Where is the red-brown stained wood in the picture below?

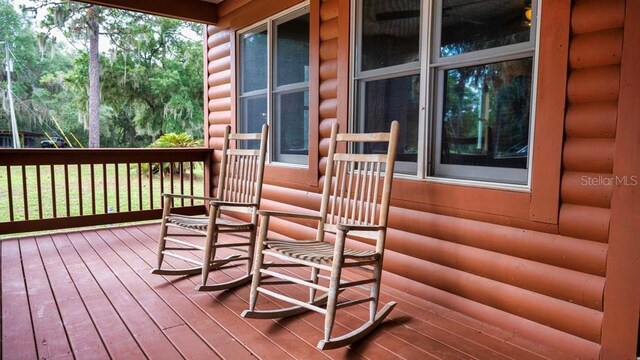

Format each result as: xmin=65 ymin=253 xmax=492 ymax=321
xmin=565 ymin=102 xmax=617 ymax=138
xmin=36 ymin=235 xmax=109 ymax=359
xmin=208 ymin=57 xmax=231 ymax=74
xmin=49 ymin=233 xmax=151 ymax=359
xmin=209 ymin=97 xmax=231 ymax=112
xmin=383 ymin=272 xmax=601 ymax=360
xmin=567 ymin=65 xmax=620 ymax=104
xmin=207 ymin=43 xmax=231 ymax=62
xmin=20 ymin=237 xmax=74 ymax=359
xmin=569 ymin=29 xmax=623 ymax=69
xmin=209 ymin=70 xmax=231 ymax=86
xmin=1 ymin=240 xmax=38 ymax=359
xmin=558 ymin=204 xmax=610 ymax=243
xmin=81 ymin=230 xmax=221 ymax=359
xmin=207 ymin=28 xmax=230 ymax=48
xmin=64 ymin=232 xmax=184 ymax=359
xmin=563 ymin=138 xmax=615 ymax=173
xmin=600 ymin=0 xmax=640 ymax=356
xmin=571 ymin=0 xmax=625 ymax=34
xmin=208 ymin=83 xmax=232 ymax=99
xmin=561 ymin=171 xmax=613 ymax=208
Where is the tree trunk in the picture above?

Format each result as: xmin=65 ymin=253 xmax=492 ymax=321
xmin=88 ymin=6 xmax=101 ymax=148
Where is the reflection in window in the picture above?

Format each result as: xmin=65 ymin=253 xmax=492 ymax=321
xmin=441 ymin=58 xmax=532 ymax=170
xmin=440 ymin=0 xmax=532 ymax=57
xmin=273 ymin=12 xmax=309 ymax=164
xmin=361 ymin=0 xmax=421 ymax=70
xmin=362 ymin=75 xmax=419 ymax=164
xmin=240 ymin=29 xmax=268 ymax=93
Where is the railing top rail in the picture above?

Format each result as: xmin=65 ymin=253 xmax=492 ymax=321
xmin=0 ymin=148 xmax=212 ymax=166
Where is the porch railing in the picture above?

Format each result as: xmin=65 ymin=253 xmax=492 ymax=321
xmin=0 ymin=148 xmax=212 ymax=235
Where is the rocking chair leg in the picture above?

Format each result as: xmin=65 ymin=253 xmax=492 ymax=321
xmin=248 ymin=215 xmax=269 ymax=311
xmin=309 ymin=267 xmax=320 ymax=303
xmin=323 ymin=231 xmax=346 ymax=342
xmin=155 ymin=196 xmax=172 ymax=270
xmin=199 ymin=205 xmax=219 ymax=289
xmin=370 ymin=261 xmax=383 ymax=321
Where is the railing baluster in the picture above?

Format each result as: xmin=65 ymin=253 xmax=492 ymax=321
xmin=159 ymin=162 xmax=164 ymax=208
xmin=170 ymin=161 xmax=175 ymax=202
xmin=90 ymin=164 xmax=96 ymax=215
xmin=7 ymin=166 xmax=14 ymax=222
xmin=180 ymin=162 xmax=184 ymax=207
xmin=127 ymin=163 xmax=131 ymax=212
xmin=149 ymin=162 xmax=154 ymax=210
xmin=115 ymin=163 xmax=120 ymax=213
xmin=189 ymin=161 xmax=194 ymax=206
xmin=103 ymin=163 xmax=108 ymax=214
xmin=78 ymin=164 xmax=83 ymax=216
xmin=22 ymin=165 xmax=28 ymax=220
xmin=51 ymin=164 xmax=57 ymax=218
xmin=64 ymin=164 xmax=70 ymax=217
xmin=36 ymin=165 xmax=43 ymax=220
xmin=137 ymin=163 xmax=142 ymax=211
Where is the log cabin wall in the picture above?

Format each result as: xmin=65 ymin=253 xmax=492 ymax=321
xmin=204 ymin=0 xmax=638 ymax=358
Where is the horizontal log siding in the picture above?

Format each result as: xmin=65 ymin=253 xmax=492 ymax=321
xmin=204 ymin=0 xmax=633 ymax=358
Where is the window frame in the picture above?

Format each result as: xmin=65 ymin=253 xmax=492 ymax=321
xmin=236 ymin=2 xmax=311 ymax=167
xmin=350 ymin=0 xmax=541 ymax=188
xmin=351 ymin=0 xmax=424 ymax=175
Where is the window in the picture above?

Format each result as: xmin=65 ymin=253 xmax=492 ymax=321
xmin=353 ymin=0 xmax=538 ymax=185
xmin=238 ymin=5 xmax=310 ymax=165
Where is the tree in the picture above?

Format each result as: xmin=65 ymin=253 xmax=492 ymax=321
xmin=31 ymin=1 xmax=103 ymax=147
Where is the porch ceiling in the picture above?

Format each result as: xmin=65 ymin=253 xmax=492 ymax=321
xmin=75 ymin=0 xmax=223 ymax=24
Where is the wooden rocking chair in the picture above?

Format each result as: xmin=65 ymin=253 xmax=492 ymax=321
xmin=242 ymin=121 xmax=399 ymax=349
xmin=151 ymin=124 xmax=268 ymax=291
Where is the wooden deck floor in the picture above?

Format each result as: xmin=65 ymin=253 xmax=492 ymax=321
xmin=1 ymin=223 xmax=571 ymax=360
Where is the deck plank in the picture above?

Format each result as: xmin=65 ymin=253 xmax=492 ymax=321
xmin=19 ymin=236 xmax=74 ymax=359
xmin=64 ymin=231 xmax=182 ymax=359
xmin=35 ymin=235 xmax=109 ymax=360
xmin=103 ymin=227 xmax=258 ymax=360
xmin=50 ymin=232 xmax=147 ymax=359
xmin=76 ymin=229 xmax=221 ymax=360
xmin=1 ymin=239 xmax=38 ymax=360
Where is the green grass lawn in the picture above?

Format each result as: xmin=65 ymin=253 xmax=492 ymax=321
xmin=0 ymin=163 xmax=205 ymax=224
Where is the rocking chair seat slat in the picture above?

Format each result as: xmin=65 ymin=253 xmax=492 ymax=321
xmin=265 ymin=239 xmax=378 ymax=264
xmin=167 ymin=214 xmax=254 ymax=232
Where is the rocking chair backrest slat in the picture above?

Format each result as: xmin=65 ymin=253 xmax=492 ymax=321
xmin=320 ymin=121 xmax=399 ymax=238
xmin=216 ymin=124 xmax=268 ymax=208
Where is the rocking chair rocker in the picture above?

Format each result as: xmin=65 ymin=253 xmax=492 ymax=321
xmin=242 ymin=121 xmax=399 ymax=349
xmin=151 ymin=124 xmax=268 ymax=291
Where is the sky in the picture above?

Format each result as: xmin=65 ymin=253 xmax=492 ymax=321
xmin=9 ymin=0 xmax=201 ymax=53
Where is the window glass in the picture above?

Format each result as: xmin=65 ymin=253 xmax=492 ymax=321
xmin=276 ymin=14 xmax=310 ymax=86
xmin=274 ymin=90 xmax=309 ymax=162
xmin=440 ymin=58 xmax=532 ymax=170
xmin=362 ymin=75 xmax=419 ymax=168
xmin=240 ymin=28 xmax=268 ymax=93
xmin=440 ymin=0 xmax=532 ymax=57
xmin=238 ymin=7 xmax=309 ymax=164
xmin=361 ymin=0 xmax=421 ymax=71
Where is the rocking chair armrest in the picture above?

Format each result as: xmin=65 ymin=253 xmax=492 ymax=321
xmin=335 ymin=224 xmax=385 ymax=233
xmin=209 ymin=200 xmax=258 ymax=208
xmin=257 ymin=210 xmax=322 ymax=221
xmin=162 ymin=193 xmax=218 ymax=202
